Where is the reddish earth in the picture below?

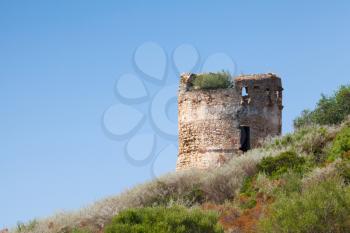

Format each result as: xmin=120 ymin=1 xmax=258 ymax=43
xmin=202 ymin=194 xmax=273 ymax=233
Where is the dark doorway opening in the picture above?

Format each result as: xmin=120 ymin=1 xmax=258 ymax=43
xmin=239 ymin=126 xmax=250 ymax=152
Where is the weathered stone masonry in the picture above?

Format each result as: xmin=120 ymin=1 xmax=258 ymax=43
xmin=176 ymin=73 xmax=283 ymax=171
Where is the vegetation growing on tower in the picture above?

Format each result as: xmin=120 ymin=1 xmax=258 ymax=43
xmin=191 ymin=71 xmax=232 ymax=90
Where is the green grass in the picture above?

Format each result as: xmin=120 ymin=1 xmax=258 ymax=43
xmin=240 ymin=176 xmax=256 ymax=197
xmin=240 ymin=199 xmax=257 ymax=210
xmin=257 ymin=151 xmax=308 ymax=178
xmin=104 ymin=206 xmax=224 ymax=233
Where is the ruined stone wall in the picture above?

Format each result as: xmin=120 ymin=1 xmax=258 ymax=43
xmin=235 ymin=74 xmax=283 ymax=149
xmin=176 ymin=73 xmax=283 ymax=171
xmin=177 ymin=88 xmax=242 ymax=170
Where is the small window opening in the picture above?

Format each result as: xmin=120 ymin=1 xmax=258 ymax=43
xmin=239 ymin=126 xmax=250 ymax=152
xmin=266 ymin=88 xmax=273 ymax=105
xmin=241 ymin=87 xmax=248 ymax=97
xmin=276 ymin=90 xmax=282 ymax=99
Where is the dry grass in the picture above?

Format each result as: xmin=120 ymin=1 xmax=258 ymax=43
xmin=301 ymin=160 xmax=340 ymax=190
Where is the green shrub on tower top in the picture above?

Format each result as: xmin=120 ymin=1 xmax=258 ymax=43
xmin=192 ymin=71 xmax=232 ymax=90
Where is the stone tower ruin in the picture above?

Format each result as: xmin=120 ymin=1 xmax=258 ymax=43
xmin=176 ymin=73 xmax=283 ymax=171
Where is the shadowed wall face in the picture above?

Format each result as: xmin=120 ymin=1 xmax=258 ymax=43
xmin=177 ymin=73 xmax=283 ymax=171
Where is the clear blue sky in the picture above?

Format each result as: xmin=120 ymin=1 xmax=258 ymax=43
xmin=1 ymin=0 xmax=350 ymax=228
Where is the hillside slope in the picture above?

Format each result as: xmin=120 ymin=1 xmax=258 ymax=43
xmin=7 ymin=85 xmax=350 ymax=233
xmin=7 ymin=118 xmax=350 ymax=233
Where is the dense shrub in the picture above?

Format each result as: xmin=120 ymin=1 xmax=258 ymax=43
xmin=294 ymin=85 xmax=350 ymax=128
xmin=254 ymin=173 xmax=276 ymax=197
xmin=336 ymin=158 xmax=350 ymax=184
xmin=240 ymin=176 xmax=256 ymax=197
xmin=264 ymin=125 xmax=338 ymax=163
xmin=144 ymin=180 xmax=207 ymax=206
xmin=238 ymin=175 xmax=258 ymax=209
xmin=328 ymin=126 xmax=350 ymax=161
xmin=104 ymin=206 xmax=224 ymax=233
xmin=240 ymin=171 xmax=303 ymax=210
xmin=192 ymin=71 xmax=232 ymax=90
xmin=259 ymin=180 xmax=350 ymax=233
xmin=257 ymin=151 xmax=307 ymax=178
xmin=277 ymin=171 xmax=302 ymax=195
xmin=301 ymin=162 xmax=339 ymax=189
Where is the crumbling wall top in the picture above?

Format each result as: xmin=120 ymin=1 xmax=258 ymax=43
xmin=179 ymin=73 xmax=195 ymax=92
xmin=180 ymin=72 xmax=282 ymax=93
xmin=234 ymin=73 xmax=280 ymax=81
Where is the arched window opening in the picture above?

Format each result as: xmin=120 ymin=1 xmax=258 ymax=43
xmin=241 ymin=87 xmax=248 ymax=97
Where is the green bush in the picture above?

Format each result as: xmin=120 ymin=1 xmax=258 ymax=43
xmin=257 ymin=151 xmax=307 ymax=178
xmin=239 ymin=176 xmax=258 ymax=209
xmin=265 ymin=125 xmax=334 ymax=164
xmin=293 ymin=109 xmax=314 ymax=129
xmin=328 ymin=126 xmax=350 ymax=161
xmin=240 ymin=176 xmax=256 ymax=197
xmin=104 ymin=206 xmax=224 ymax=233
xmin=145 ymin=181 xmax=207 ymax=206
xmin=337 ymin=158 xmax=350 ymax=184
xmin=240 ymin=199 xmax=257 ymax=210
xmin=277 ymin=171 xmax=302 ymax=195
xmin=184 ymin=185 xmax=206 ymax=204
xmin=192 ymin=71 xmax=232 ymax=90
xmin=259 ymin=180 xmax=350 ymax=233
xmin=294 ymin=85 xmax=350 ymax=128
